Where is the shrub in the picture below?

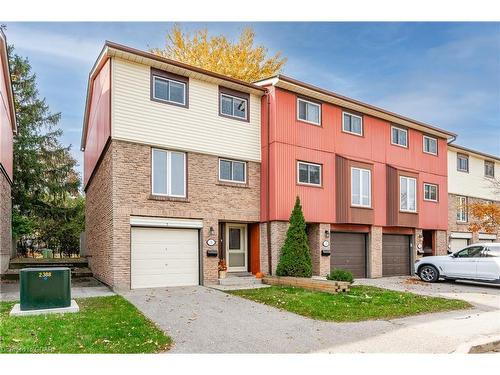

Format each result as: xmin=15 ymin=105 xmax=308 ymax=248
xmin=327 ymin=269 xmax=354 ymax=283
xmin=275 ymin=196 xmax=312 ymax=278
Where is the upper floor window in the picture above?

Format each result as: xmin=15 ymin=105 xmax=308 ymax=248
xmin=423 ymin=183 xmax=438 ymax=202
xmin=219 ymin=158 xmax=246 ymax=184
xmin=391 ymin=126 xmax=408 ymax=148
xmin=351 ymin=167 xmax=371 ymax=207
xmin=423 ymin=135 xmax=438 ymax=155
xmin=219 ymin=87 xmax=249 ymax=121
xmin=485 ymin=160 xmax=495 ymax=178
xmin=152 ymin=149 xmax=186 ymax=197
xmin=297 ymin=161 xmax=321 ymax=186
xmin=400 ymin=176 xmax=417 ymax=212
xmin=342 ymin=112 xmax=363 ymax=136
xmin=457 ymin=154 xmax=469 ymax=172
xmin=297 ymin=98 xmax=321 ymax=125
xmin=457 ymin=196 xmax=468 ymax=222
xmin=152 ymin=75 xmax=187 ymax=106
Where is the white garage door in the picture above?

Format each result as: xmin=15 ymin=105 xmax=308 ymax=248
xmin=449 ymin=238 xmax=469 ymax=253
xmin=131 ymin=227 xmax=199 ymax=289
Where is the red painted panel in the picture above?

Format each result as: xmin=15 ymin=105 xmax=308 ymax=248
xmin=84 ymin=59 xmax=111 ymax=187
xmin=0 ymin=51 xmax=14 ymax=181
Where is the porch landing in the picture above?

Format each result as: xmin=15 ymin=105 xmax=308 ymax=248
xmin=208 ymin=272 xmax=269 ymax=291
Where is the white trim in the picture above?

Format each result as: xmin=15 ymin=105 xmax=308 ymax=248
xmin=218 ymin=158 xmax=247 ymax=184
xmin=297 ymin=97 xmax=321 ymax=126
xmin=342 ymin=111 xmax=363 ymax=136
xmin=130 ymin=216 xmax=203 ymax=229
xmin=450 ymin=232 xmax=473 ymax=239
xmin=220 ymin=93 xmax=248 ymax=120
xmin=225 ymin=223 xmax=248 ymax=272
xmin=399 ymin=176 xmax=417 ymax=212
xmin=151 ymin=148 xmax=187 ymax=198
xmin=457 ymin=154 xmax=469 ymax=172
xmin=479 ymin=233 xmax=497 ymax=240
xmin=423 ymin=135 xmax=438 ymax=155
xmin=391 ymin=125 xmax=408 ymax=148
xmin=350 ymin=167 xmax=371 ymax=208
xmin=457 ymin=196 xmax=468 ymax=222
xmin=152 ymin=76 xmax=186 ymax=106
xmin=423 ymin=183 xmax=438 ymax=202
xmin=297 ymin=161 xmax=322 ymax=186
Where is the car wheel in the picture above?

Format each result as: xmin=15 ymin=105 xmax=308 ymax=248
xmin=418 ymin=265 xmax=439 ymax=283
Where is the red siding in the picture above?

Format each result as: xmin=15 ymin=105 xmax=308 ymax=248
xmin=0 ymin=44 xmax=14 ymax=181
xmin=84 ymin=59 xmax=111 ymax=188
xmin=262 ymin=87 xmax=448 ymax=230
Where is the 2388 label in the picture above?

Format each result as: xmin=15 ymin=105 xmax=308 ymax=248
xmin=38 ymin=272 xmax=52 ymax=278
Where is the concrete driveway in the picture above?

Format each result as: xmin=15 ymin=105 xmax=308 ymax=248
xmin=121 ymin=279 xmax=500 ymax=353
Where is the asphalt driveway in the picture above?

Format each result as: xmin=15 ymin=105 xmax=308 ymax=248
xmin=121 ymin=279 xmax=500 ymax=353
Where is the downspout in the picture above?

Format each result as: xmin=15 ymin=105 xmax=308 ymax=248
xmin=447 ymin=134 xmax=457 ymax=145
xmin=266 ymin=91 xmax=273 ymax=275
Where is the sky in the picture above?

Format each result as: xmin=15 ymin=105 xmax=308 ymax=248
xmin=3 ymin=22 xmax=500 ymax=179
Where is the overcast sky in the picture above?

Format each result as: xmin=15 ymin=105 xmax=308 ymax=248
xmin=3 ymin=22 xmax=499 ymax=179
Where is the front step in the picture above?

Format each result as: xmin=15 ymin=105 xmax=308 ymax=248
xmin=218 ymin=275 xmax=262 ymax=286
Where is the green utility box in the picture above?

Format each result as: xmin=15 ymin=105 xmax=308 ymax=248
xmin=20 ymin=267 xmax=71 ymax=311
xmin=41 ymin=249 xmax=54 ymax=259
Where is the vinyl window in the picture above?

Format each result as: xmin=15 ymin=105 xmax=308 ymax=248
xmin=342 ymin=112 xmax=363 ymax=136
xmin=152 ymin=149 xmax=186 ymax=197
xmin=297 ymin=98 xmax=321 ymax=125
xmin=391 ymin=126 xmax=408 ymax=148
xmin=351 ymin=167 xmax=371 ymax=207
xmin=220 ymin=93 xmax=248 ymax=120
xmin=457 ymin=196 xmax=468 ymax=222
xmin=219 ymin=159 xmax=247 ymax=183
xmin=423 ymin=183 xmax=438 ymax=202
xmin=457 ymin=154 xmax=469 ymax=172
xmin=297 ymin=161 xmax=321 ymax=186
xmin=485 ymin=161 xmax=495 ymax=178
xmin=400 ymin=176 xmax=417 ymax=212
xmin=152 ymin=76 xmax=186 ymax=105
xmin=423 ymin=136 xmax=438 ymax=155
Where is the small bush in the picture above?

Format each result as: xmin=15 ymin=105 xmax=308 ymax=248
xmin=327 ymin=269 xmax=354 ymax=283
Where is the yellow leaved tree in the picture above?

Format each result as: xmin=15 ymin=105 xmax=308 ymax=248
xmin=150 ymin=25 xmax=287 ymax=82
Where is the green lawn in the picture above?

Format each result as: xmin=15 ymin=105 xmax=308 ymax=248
xmin=0 ymin=295 xmax=171 ymax=353
xmin=230 ymin=285 xmax=471 ymax=322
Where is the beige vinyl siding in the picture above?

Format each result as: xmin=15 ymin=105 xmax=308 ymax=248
xmin=111 ymin=58 xmax=261 ymax=162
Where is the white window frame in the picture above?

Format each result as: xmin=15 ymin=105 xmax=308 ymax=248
xmin=342 ymin=111 xmax=363 ymax=136
xmin=391 ymin=126 xmax=408 ymax=148
xmin=151 ymin=148 xmax=186 ymax=198
xmin=399 ymin=176 xmax=417 ymax=213
xmin=423 ymin=183 xmax=438 ymax=202
xmin=297 ymin=161 xmax=322 ymax=186
xmin=457 ymin=196 xmax=468 ymax=223
xmin=218 ymin=158 xmax=247 ymax=184
xmin=297 ymin=98 xmax=321 ymax=126
xmin=351 ymin=167 xmax=372 ymax=208
xmin=457 ymin=154 xmax=469 ymax=172
xmin=220 ymin=93 xmax=248 ymax=120
xmin=152 ymin=76 xmax=186 ymax=105
xmin=423 ymin=135 xmax=438 ymax=155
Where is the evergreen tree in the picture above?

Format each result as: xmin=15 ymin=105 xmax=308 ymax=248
xmin=275 ymin=196 xmax=312 ymax=277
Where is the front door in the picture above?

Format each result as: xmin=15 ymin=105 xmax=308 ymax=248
xmin=225 ymin=224 xmax=247 ymax=272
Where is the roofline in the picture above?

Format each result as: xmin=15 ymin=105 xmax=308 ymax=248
xmin=0 ymin=29 xmax=17 ymax=134
xmin=81 ymin=41 xmax=267 ymax=150
xmin=448 ymin=143 xmax=500 ymax=162
xmin=255 ymin=74 xmax=457 ymax=139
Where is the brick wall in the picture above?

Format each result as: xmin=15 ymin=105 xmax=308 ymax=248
xmin=307 ymin=223 xmax=331 ymax=277
xmin=368 ymin=226 xmax=382 ymax=277
xmin=86 ymin=140 xmax=260 ymax=289
xmin=0 ymin=171 xmax=12 ymax=274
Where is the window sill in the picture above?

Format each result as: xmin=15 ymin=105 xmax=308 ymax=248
xmin=149 ymin=194 xmax=190 ymax=203
xmin=399 ymin=210 xmax=418 ymax=215
xmin=296 ymin=182 xmax=323 ymax=189
xmin=350 ymin=205 xmax=373 ymax=210
xmin=216 ymin=182 xmax=250 ymax=189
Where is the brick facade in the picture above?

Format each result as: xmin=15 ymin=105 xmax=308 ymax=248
xmin=367 ymin=226 xmax=382 ymax=277
xmin=0 ymin=171 xmax=12 ymax=274
xmin=85 ymin=140 xmax=260 ymax=289
xmin=259 ymin=221 xmax=289 ymax=275
xmin=307 ymin=223 xmax=331 ymax=277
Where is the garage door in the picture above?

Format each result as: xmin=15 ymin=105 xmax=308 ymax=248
xmin=449 ymin=238 xmax=469 ymax=252
xmin=382 ymin=234 xmax=411 ymax=276
xmin=131 ymin=227 xmax=199 ymax=289
xmin=331 ymin=232 xmax=367 ymax=278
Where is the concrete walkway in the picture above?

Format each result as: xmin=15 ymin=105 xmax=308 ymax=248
xmin=121 ymin=281 xmax=500 ymax=353
xmin=0 ymin=278 xmax=115 ymax=302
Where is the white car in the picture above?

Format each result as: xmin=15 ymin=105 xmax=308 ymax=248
xmin=414 ymin=243 xmax=500 ymax=283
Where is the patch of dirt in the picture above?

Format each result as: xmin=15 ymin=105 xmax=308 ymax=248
xmin=402 ymin=277 xmax=429 ymax=286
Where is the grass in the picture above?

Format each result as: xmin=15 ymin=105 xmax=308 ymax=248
xmin=229 ymin=285 xmax=471 ymax=322
xmin=0 ymin=295 xmax=172 ymax=353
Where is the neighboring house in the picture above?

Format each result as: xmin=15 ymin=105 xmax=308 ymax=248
xmin=447 ymin=144 xmax=500 ymax=252
xmin=81 ymin=42 xmax=264 ymax=290
xmin=0 ymin=30 xmax=16 ymax=274
xmin=255 ymin=75 xmax=455 ymax=278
